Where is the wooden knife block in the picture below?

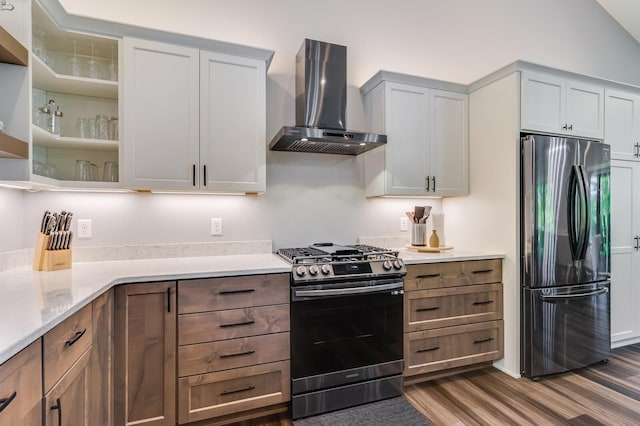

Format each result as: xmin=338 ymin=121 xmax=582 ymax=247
xmin=33 ymin=232 xmax=72 ymax=271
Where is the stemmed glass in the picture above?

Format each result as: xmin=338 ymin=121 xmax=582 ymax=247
xmin=108 ymin=46 xmax=118 ymax=81
xmin=69 ymin=40 xmax=81 ymax=77
xmin=88 ymin=42 xmax=99 ymax=79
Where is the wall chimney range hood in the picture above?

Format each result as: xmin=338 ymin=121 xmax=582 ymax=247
xmin=269 ymin=39 xmax=386 ymax=155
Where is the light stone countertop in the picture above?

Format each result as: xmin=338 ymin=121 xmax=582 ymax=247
xmin=0 ymin=248 xmax=504 ymax=365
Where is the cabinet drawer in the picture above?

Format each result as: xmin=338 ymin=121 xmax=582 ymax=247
xmin=179 ymin=332 xmax=290 ymax=377
xmin=0 ymin=340 xmax=42 ymax=426
xmin=405 ymin=321 xmax=503 ymax=376
xmin=405 ymin=283 xmax=503 ymax=332
xmin=179 ymin=305 xmax=290 ymax=345
xmin=404 ymin=259 xmax=502 ymax=291
xmin=44 ymin=303 xmax=93 ymax=392
xmin=179 ymin=274 xmax=289 ymax=313
xmin=178 ymin=360 xmax=290 ymax=424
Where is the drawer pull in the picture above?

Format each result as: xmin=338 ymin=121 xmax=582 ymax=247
xmin=416 ymin=274 xmax=440 ymax=279
xmin=0 ymin=391 xmax=17 ymax=413
xmin=65 ymin=328 xmax=86 ymax=347
xmin=50 ymin=398 xmax=62 ymax=425
xmin=474 ymin=337 xmax=495 ymax=344
xmin=220 ymin=320 xmax=255 ymax=328
xmin=220 ymin=385 xmax=255 ymax=396
xmin=416 ymin=346 xmax=440 ymax=353
xmin=220 ymin=350 xmax=256 ymax=358
xmin=416 ymin=306 xmax=440 ymax=312
xmin=473 ymin=300 xmax=494 ymax=305
xmin=472 ymin=269 xmax=494 ymax=274
xmin=219 ymin=289 xmax=256 ymax=295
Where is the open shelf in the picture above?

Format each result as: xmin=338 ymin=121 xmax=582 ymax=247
xmin=0 ymin=132 xmax=29 ymax=158
xmin=0 ymin=25 xmax=28 ymax=66
xmin=32 ymin=125 xmax=118 ymax=151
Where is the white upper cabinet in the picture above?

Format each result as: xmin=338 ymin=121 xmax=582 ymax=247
xmin=123 ymin=38 xmax=267 ymax=193
xmin=362 ymin=73 xmax=468 ymax=197
xmin=605 ymin=88 xmax=640 ymax=160
xmin=521 ymin=70 xmax=604 ymax=139
xmin=200 ymin=51 xmax=265 ymax=193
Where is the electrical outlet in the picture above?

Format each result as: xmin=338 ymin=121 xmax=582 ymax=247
xmin=77 ymin=219 xmax=92 ymax=239
xmin=211 ymin=218 xmax=223 ymax=236
xmin=400 ymin=216 xmax=408 ymax=232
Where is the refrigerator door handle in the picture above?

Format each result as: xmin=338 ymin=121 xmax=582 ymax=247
xmin=541 ymin=286 xmax=608 ymax=301
xmin=568 ymin=165 xmax=590 ymax=261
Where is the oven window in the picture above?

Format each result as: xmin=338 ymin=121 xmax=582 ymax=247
xmin=291 ymin=291 xmax=403 ymax=379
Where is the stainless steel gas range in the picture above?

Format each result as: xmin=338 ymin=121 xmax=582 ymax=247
xmin=275 ymin=243 xmax=407 ymax=419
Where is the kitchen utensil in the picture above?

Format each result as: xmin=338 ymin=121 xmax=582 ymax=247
xmin=414 ymin=206 xmax=425 ymax=223
xmin=420 ymin=206 xmax=432 ymax=223
xmin=406 ymin=211 xmax=415 ymax=223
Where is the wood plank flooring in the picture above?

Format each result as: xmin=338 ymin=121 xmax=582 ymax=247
xmin=233 ymin=344 xmax=640 ymax=426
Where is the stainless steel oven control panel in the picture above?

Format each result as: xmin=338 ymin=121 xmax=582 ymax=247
xmin=291 ymin=259 xmax=406 ymax=284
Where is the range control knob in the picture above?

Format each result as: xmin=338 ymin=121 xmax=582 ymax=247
xmin=393 ymin=260 xmax=403 ymax=270
xmin=309 ymin=265 xmax=319 ymax=276
xmin=321 ymin=264 xmax=332 ymax=275
xmin=382 ymin=260 xmax=393 ymax=271
xmin=295 ymin=266 xmax=307 ymax=277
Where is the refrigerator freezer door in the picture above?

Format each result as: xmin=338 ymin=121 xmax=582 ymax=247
xmin=521 ymin=282 xmax=610 ymax=378
xmin=522 ymin=135 xmax=611 ymax=288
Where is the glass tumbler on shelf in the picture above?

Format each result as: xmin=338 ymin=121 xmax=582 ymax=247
xmin=108 ymin=117 xmax=118 ymax=140
xmin=96 ymin=114 xmax=109 ymax=139
xmin=69 ymin=40 xmax=81 ymax=77
xmin=76 ymin=118 xmax=87 ymax=138
xmin=87 ymin=118 xmax=97 ymax=139
xmin=75 ymin=160 xmax=91 ymax=181
xmin=88 ymin=42 xmax=99 ymax=79
xmin=103 ymin=161 xmax=118 ymax=182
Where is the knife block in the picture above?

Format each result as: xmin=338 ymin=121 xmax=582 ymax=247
xmin=33 ymin=232 xmax=72 ymax=271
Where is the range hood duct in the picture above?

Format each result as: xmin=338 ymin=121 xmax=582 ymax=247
xmin=269 ymin=39 xmax=386 ymax=155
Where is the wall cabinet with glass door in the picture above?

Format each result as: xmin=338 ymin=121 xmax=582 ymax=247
xmin=30 ymin=0 xmax=120 ymax=187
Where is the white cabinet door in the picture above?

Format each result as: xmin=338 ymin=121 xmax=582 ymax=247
xmin=383 ymin=82 xmax=429 ymax=195
xmin=123 ymin=37 xmax=200 ymax=190
xmin=566 ymin=80 xmax=604 ymax=139
xmin=521 ymin=71 xmax=565 ymax=136
xmin=605 ymin=88 xmax=640 ymax=161
xmin=429 ymin=89 xmax=468 ymax=196
xmin=521 ymin=71 xmax=604 ymax=139
xmin=610 ymin=160 xmax=640 ymax=345
xmin=200 ymin=52 xmax=265 ymax=193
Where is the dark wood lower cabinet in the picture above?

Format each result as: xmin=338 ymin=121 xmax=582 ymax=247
xmin=89 ymin=290 xmax=114 ymax=426
xmin=114 ymin=282 xmax=176 ymax=426
xmin=44 ymin=348 xmax=91 ymax=426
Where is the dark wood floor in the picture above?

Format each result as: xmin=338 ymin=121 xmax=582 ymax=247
xmin=234 ymin=344 xmax=640 ymax=426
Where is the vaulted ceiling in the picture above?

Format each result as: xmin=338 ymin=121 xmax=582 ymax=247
xmin=596 ymin=0 xmax=640 ymax=45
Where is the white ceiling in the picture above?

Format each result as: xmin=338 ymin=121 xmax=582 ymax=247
xmin=596 ymin=0 xmax=640 ymax=44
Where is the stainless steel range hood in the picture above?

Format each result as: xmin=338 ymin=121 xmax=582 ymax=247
xmin=269 ymin=39 xmax=386 ymax=155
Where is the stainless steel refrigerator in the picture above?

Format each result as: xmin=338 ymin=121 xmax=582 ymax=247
xmin=521 ymin=134 xmax=611 ymax=378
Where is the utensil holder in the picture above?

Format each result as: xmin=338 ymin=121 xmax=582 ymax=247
xmin=33 ymin=232 xmax=72 ymax=271
xmin=410 ymin=223 xmax=427 ymax=246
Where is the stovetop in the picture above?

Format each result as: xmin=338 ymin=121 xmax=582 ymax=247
xmin=276 ymin=243 xmax=406 ymax=284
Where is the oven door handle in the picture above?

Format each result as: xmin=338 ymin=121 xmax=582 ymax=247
xmin=294 ymin=282 xmax=404 ymax=298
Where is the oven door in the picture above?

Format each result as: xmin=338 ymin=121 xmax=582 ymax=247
xmin=290 ymin=279 xmax=404 ymax=394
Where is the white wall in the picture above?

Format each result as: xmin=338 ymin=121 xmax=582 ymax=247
xmin=0 ymin=188 xmax=25 ymax=251
xmin=5 ymin=0 xmax=640 ymax=252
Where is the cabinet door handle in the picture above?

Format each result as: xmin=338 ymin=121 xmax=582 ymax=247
xmin=473 ymin=337 xmax=495 ymax=344
xmin=203 ymin=165 xmax=207 ymax=186
xmin=472 ymin=269 xmax=493 ymax=274
xmin=0 ymin=391 xmax=17 ymax=413
xmin=562 ymin=124 xmax=568 ymax=130
xmin=192 ymin=164 xmax=196 ymax=186
xmin=473 ymin=300 xmax=494 ymax=305
xmin=220 ymin=350 xmax=255 ymax=358
xmin=432 ymin=176 xmax=436 ymax=192
xmin=635 ymin=143 xmax=640 ymax=157
xmin=416 ymin=306 xmax=440 ymax=312
xmin=425 ymin=176 xmax=430 ymax=191
xmin=65 ymin=328 xmax=86 ymax=347
xmin=568 ymin=124 xmax=573 ymax=131
xmin=634 ymin=236 xmax=639 ymax=251
xmin=220 ymin=320 xmax=255 ymax=328
xmin=416 ymin=346 xmax=440 ymax=353
xmin=416 ymin=273 xmax=440 ymax=279
xmin=50 ymin=398 xmax=62 ymax=425
xmin=220 ymin=385 xmax=255 ymax=396
xmin=167 ymin=287 xmax=171 ymax=313
xmin=219 ymin=289 xmax=255 ymax=295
